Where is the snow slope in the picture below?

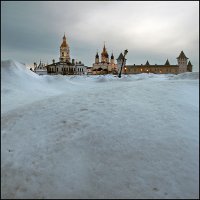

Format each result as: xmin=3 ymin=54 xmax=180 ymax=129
xmin=1 ymin=60 xmax=199 ymax=199
xmin=1 ymin=60 xmax=82 ymax=114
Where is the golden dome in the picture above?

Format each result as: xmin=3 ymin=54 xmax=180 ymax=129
xmin=101 ymin=44 xmax=108 ymax=57
xmin=60 ymin=34 xmax=68 ymax=48
xmin=60 ymin=41 xmax=68 ymax=48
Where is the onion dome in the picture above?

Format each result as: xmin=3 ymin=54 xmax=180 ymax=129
xmin=101 ymin=44 xmax=109 ymax=57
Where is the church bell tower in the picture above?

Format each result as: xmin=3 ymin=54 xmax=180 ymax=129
xmin=60 ymin=34 xmax=70 ymax=62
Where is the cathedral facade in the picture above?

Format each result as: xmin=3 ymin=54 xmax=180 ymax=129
xmin=92 ymin=44 xmax=118 ymax=75
xmin=34 ymin=34 xmax=87 ymax=75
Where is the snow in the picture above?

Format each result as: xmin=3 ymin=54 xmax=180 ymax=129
xmin=1 ymin=60 xmax=199 ymax=199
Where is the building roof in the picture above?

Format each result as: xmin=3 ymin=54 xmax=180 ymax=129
xmin=101 ymin=52 xmax=109 ymax=57
xmin=176 ymin=51 xmax=188 ymax=59
xmin=164 ymin=59 xmax=170 ymax=65
xmin=111 ymin=53 xmax=114 ymax=59
xmin=96 ymin=52 xmax=99 ymax=58
xmin=145 ymin=60 xmax=150 ymax=65
xmin=60 ymin=34 xmax=68 ymax=48
xmin=187 ymin=60 xmax=192 ymax=66
xmin=117 ymin=53 xmax=124 ymax=60
xmin=60 ymin=41 xmax=68 ymax=48
xmin=101 ymin=44 xmax=109 ymax=57
xmin=46 ymin=61 xmax=73 ymax=67
xmin=35 ymin=61 xmax=46 ymax=69
xmin=126 ymin=64 xmax=178 ymax=68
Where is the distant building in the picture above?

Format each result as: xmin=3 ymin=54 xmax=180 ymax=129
xmin=117 ymin=50 xmax=193 ymax=75
xmin=34 ymin=61 xmax=47 ymax=75
xmin=33 ymin=35 xmax=193 ymax=76
xmin=92 ymin=43 xmax=118 ymax=75
xmin=35 ymin=34 xmax=87 ymax=75
xmin=86 ymin=66 xmax=92 ymax=75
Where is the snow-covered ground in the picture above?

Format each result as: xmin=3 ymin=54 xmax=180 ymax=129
xmin=1 ymin=60 xmax=199 ymax=199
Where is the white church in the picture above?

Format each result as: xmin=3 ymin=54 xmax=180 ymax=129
xmin=34 ymin=34 xmax=87 ymax=75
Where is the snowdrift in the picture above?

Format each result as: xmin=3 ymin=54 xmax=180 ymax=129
xmin=1 ymin=60 xmax=76 ymax=114
xmin=1 ymin=60 xmax=38 ymax=78
xmin=2 ymin=60 xmax=42 ymax=92
xmin=1 ymin=60 xmax=199 ymax=114
xmin=169 ymin=72 xmax=199 ymax=80
xmin=66 ymin=72 xmax=199 ymax=83
xmin=1 ymin=60 xmax=199 ymax=199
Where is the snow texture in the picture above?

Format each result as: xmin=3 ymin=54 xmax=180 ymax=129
xmin=1 ymin=60 xmax=199 ymax=199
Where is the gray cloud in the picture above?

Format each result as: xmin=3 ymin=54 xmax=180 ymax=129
xmin=1 ymin=1 xmax=199 ymax=71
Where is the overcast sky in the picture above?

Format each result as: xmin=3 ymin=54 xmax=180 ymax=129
xmin=1 ymin=1 xmax=199 ymax=71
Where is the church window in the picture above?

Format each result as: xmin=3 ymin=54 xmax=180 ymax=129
xmin=62 ymin=52 xmax=64 ymax=56
xmin=57 ymin=68 xmax=58 ymax=72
